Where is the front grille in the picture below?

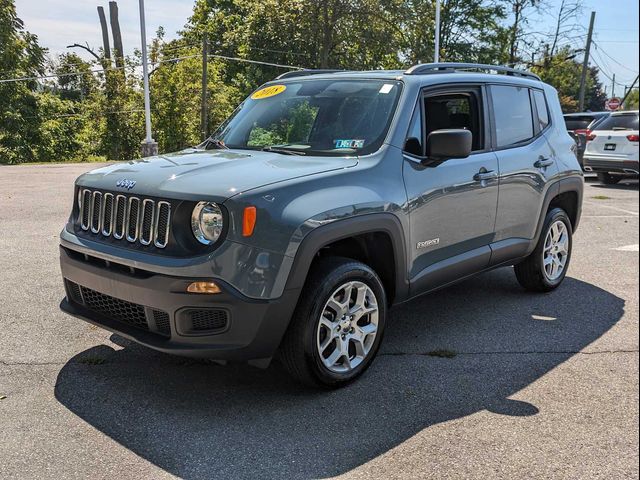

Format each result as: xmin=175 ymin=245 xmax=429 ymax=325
xmin=153 ymin=310 xmax=171 ymax=336
xmin=80 ymin=285 xmax=149 ymax=330
xmin=78 ymin=188 xmax=171 ymax=248
xmin=65 ymin=280 xmax=171 ymax=338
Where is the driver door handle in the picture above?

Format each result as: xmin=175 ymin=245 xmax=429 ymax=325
xmin=534 ymin=156 xmax=554 ymax=168
xmin=473 ymin=168 xmax=498 ymax=182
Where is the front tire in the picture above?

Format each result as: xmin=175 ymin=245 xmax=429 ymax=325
xmin=597 ymin=172 xmax=620 ymax=185
xmin=515 ymin=208 xmax=573 ymax=292
xmin=280 ymin=257 xmax=387 ymax=388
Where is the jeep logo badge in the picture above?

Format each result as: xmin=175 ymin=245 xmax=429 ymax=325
xmin=116 ymin=179 xmax=136 ymax=190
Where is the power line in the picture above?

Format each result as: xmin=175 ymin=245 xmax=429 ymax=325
xmin=590 ymin=52 xmax=636 ymax=86
xmin=592 ymin=41 xmax=639 ymax=75
xmin=23 ymin=108 xmax=146 ymax=120
xmin=0 ymin=53 xmax=303 ymax=84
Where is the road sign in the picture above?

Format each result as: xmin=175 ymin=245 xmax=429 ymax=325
xmin=605 ymin=97 xmax=622 ymax=111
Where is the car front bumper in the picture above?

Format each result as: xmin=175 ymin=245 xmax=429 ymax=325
xmin=59 ymin=245 xmax=299 ymax=364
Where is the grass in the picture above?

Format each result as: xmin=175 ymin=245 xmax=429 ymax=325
xmin=426 ymin=349 xmax=457 ymax=358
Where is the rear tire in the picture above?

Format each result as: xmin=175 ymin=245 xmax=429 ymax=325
xmin=597 ymin=172 xmax=620 ymax=185
xmin=280 ymin=257 xmax=387 ymax=388
xmin=515 ymin=208 xmax=573 ymax=292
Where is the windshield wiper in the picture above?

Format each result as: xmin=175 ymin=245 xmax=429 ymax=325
xmin=201 ymin=138 xmax=229 ymax=150
xmin=262 ymin=146 xmax=306 ymax=156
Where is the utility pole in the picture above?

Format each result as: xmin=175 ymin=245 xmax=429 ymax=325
xmin=611 ymin=73 xmax=616 ymax=98
xmin=578 ymin=11 xmax=596 ymax=111
xmin=621 ymin=75 xmax=639 ymax=108
xmin=138 ymin=0 xmax=157 ymax=157
xmin=434 ymin=0 xmax=441 ymax=63
xmin=201 ymin=32 xmax=209 ymax=142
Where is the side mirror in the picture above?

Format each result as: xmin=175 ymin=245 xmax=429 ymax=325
xmin=404 ymin=137 xmax=422 ymax=156
xmin=426 ymin=129 xmax=472 ymax=160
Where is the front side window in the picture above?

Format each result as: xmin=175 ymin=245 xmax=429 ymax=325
xmin=423 ymin=92 xmax=483 ymax=151
xmin=208 ymin=79 xmax=402 ymax=156
xmin=491 ymin=85 xmax=534 ymax=147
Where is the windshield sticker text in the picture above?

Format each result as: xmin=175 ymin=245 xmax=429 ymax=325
xmin=251 ymin=85 xmax=287 ymax=100
xmin=335 ymin=139 xmax=365 ymax=149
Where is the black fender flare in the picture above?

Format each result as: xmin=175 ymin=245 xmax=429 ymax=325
xmin=530 ymin=175 xmax=583 ymax=254
xmin=283 ymin=212 xmax=410 ymax=304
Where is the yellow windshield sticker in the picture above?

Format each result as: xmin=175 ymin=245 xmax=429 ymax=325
xmin=251 ymin=85 xmax=287 ymax=100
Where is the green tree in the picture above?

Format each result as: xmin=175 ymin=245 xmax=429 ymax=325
xmin=33 ymin=92 xmax=84 ymax=162
xmin=101 ymin=65 xmax=144 ymax=160
xmin=149 ymin=34 xmax=243 ymax=153
xmin=624 ymin=89 xmax=639 ymax=110
xmin=0 ymin=0 xmax=46 ymax=164
xmin=52 ymin=53 xmax=97 ymax=101
xmin=532 ymin=47 xmax=606 ymax=112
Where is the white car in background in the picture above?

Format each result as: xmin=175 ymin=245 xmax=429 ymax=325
xmin=584 ymin=110 xmax=639 ymax=184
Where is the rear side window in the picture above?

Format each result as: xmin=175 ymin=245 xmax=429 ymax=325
xmin=595 ymin=113 xmax=639 ymax=131
xmin=531 ymin=89 xmax=550 ymax=131
xmin=491 ymin=85 xmax=534 ymax=147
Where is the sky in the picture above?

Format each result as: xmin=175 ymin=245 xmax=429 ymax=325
xmin=13 ymin=0 xmax=640 ymax=98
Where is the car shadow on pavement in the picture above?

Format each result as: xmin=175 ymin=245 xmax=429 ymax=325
xmin=591 ymin=181 xmax=639 ymax=191
xmin=54 ymin=269 xmax=624 ymax=479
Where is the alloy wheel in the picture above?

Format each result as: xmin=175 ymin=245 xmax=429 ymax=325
xmin=316 ymin=281 xmax=379 ymax=373
xmin=542 ymin=220 xmax=570 ymax=281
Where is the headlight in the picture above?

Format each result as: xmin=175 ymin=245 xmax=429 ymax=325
xmin=191 ymin=202 xmax=224 ymax=245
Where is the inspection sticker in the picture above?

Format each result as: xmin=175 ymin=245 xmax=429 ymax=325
xmin=379 ymin=84 xmax=394 ymax=94
xmin=335 ymin=139 xmax=365 ymax=149
xmin=251 ymin=84 xmax=287 ymax=100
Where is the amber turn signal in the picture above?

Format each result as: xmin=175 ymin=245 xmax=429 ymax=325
xmin=186 ymin=281 xmax=221 ymax=294
xmin=242 ymin=206 xmax=257 ymax=237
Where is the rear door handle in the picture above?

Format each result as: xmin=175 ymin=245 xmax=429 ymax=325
xmin=473 ymin=169 xmax=498 ymax=182
xmin=534 ymin=157 xmax=554 ymax=168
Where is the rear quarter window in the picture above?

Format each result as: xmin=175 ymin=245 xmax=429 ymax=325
xmin=531 ymin=89 xmax=550 ymax=131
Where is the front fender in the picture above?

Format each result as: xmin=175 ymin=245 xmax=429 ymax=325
xmin=281 ymin=212 xmax=410 ymax=304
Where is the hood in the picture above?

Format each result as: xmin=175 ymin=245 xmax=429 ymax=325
xmin=76 ymin=148 xmax=358 ymax=201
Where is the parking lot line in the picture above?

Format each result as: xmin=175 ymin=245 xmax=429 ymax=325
xmin=583 ymin=201 xmax=639 ymax=216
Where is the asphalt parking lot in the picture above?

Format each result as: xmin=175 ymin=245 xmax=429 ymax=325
xmin=0 ymin=163 xmax=638 ymax=479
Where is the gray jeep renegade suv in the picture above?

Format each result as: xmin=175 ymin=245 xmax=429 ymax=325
xmin=59 ymin=63 xmax=583 ymax=387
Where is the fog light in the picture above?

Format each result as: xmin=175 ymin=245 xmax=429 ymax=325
xmin=187 ymin=281 xmax=221 ymax=294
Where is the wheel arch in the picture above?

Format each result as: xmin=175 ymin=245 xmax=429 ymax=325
xmin=284 ymin=213 xmax=409 ymax=306
xmin=532 ymin=176 xmax=583 ymax=248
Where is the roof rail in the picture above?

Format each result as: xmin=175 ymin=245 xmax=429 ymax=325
xmin=276 ymin=69 xmax=345 ymax=80
xmin=405 ymin=63 xmax=540 ymax=81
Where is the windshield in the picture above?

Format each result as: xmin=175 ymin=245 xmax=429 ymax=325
xmin=207 ymin=79 xmax=402 ymax=156
xmin=594 ymin=113 xmax=639 ymax=131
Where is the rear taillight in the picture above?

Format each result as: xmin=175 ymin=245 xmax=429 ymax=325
xmin=626 ymin=134 xmax=639 ymax=142
xmin=575 ymin=128 xmax=596 ymax=141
